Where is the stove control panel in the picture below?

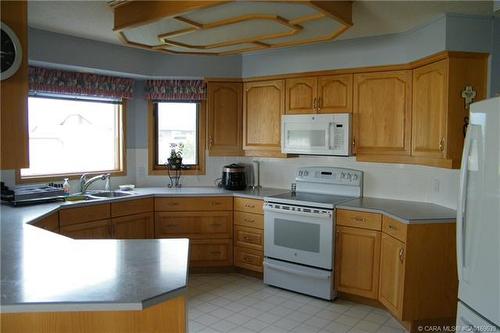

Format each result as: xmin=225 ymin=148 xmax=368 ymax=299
xmin=296 ymin=167 xmax=363 ymax=187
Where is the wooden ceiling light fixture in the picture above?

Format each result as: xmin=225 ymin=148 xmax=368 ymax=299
xmin=108 ymin=1 xmax=352 ymax=55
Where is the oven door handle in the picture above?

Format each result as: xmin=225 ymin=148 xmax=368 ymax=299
xmin=263 ymin=261 xmax=331 ymax=280
xmin=264 ymin=205 xmax=332 ymax=219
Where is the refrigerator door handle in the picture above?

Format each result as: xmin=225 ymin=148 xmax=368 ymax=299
xmin=457 ymin=125 xmax=474 ymax=281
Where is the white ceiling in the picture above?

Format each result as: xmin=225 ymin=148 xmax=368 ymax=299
xmin=27 ymin=1 xmax=494 ymax=50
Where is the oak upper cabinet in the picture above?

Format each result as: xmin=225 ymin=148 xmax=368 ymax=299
xmin=207 ymin=81 xmax=243 ymax=156
xmin=285 ymin=77 xmax=317 ymax=114
xmin=317 ymin=74 xmax=353 ymax=114
xmin=412 ymin=60 xmax=448 ymax=160
xmin=243 ymin=79 xmax=285 ymax=156
xmin=411 ymin=54 xmax=488 ymax=168
xmin=378 ymin=233 xmax=406 ymax=317
xmin=0 ymin=1 xmax=29 ymax=169
xmin=285 ymin=74 xmax=353 ymax=114
xmin=353 ymin=70 xmax=412 ymax=157
xmin=335 ymin=226 xmax=381 ymax=299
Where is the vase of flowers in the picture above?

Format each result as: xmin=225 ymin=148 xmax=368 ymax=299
xmin=167 ymin=143 xmax=184 ymax=169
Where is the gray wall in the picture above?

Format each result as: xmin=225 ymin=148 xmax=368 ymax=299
xmin=490 ymin=17 xmax=500 ymax=96
xmin=29 ymin=28 xmax=242 ymax=79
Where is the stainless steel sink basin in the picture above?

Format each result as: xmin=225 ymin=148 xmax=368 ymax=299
xmin=89 ymin=191 xmax=132 ymax=198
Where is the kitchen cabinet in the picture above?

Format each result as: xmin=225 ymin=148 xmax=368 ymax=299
xmin=0 ymin=0 xmax=29 ymax=169
xmin=59 ymin=203 xmax=111 ymax=227
xmin=155 ymin=196 xmax=234 ymax=267
xmin=285 ymin=74 xmax=353 ymax=114
xmin=111 ymin=198 xmax=153 ymax=217
xmin=32 ymin=212 xmax=59 ymax=233
xmin=243 ymin=79 xmax=286 ymax=157
xmin=335 ymin=226 xmax=381 ymax=299
xmin=353 ymin=70 xmax=412 ymax=157
xmin=233 ymin=197 xmax=264 ymax=273
xmin=335 ymin=209 xmax=382 ymax=299
xmin=112 ymin=212 xmax=154 ymax=239
xmin=411 ymin=54 xmax=488 ymax=168
xmin=379 ymin=232 xmax=406 ymax=316
xmin=60 ymin=219 xmax=111 ymax=239
xmin=207 ymin=81 xmax=243 ymax=156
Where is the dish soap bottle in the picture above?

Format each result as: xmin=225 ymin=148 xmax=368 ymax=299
xmin=63 ymin=178 xmax=71 ymax=195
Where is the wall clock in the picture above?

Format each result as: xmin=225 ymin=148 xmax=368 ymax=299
xmin=1 ymin=21 xmax=23 ymax=81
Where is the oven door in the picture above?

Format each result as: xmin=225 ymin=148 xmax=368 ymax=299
xmin=264 ymin=202 xmax=334 ymax=270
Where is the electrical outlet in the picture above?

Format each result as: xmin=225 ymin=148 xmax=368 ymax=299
xmin=433 ymin=178 xmax=440 ymax=193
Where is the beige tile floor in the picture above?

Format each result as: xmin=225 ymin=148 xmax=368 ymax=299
xmin=187 ymin=273 xmax=408 ymax=333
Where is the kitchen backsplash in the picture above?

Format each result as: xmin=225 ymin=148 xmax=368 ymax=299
xmin=0 ymin=148 xmax=459 ymax=210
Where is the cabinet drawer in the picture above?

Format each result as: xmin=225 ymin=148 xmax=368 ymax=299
xmin=337 ymin=209 xmax=382 ymax=231
xmin=155 ymin=197 xmax=233 ymax=211
xmin=33 ymin=213 xmax=59 ymax=232
xmin=234 ymin=197 xmax=263 ymax=215
xmin=234 ymin=225 xmax=263 ymax=251
xmin=111 ymin=198 xmax=153 ymax=217
xmin=60 ymin=219 xmax=111 ymax=239
xmin=155 ymin=211 xmax=233 ymax=239
xmin=234 ymin=211 xmax=264 ymax=229
xmin=235 ymin=247 xmax=263 ymax=272
xmin=190 ymin=239 xmax=233 ymax=267
xmin=59 ymin=203 xmax=110 ymax=226
xmin=382 ymin=215 xmax=407 ymax=242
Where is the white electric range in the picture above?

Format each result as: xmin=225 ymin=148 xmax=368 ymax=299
xmin=263 ymin=167 xmax=363 ymax=300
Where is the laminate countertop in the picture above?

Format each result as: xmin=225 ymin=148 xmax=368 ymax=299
xmin=0 ymin=187 xmax=287 ymax=314
xmin=336 ymin=197 xmax=457 ymax=224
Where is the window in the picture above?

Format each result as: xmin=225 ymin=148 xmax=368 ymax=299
xmin=19 ymin=95 xmax=125 ymax=180
xmin=149 ymin=101 xmax=206 ymax=175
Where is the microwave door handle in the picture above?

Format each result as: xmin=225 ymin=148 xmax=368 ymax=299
xmin=328 ymin=122 xmax=334 ymax=150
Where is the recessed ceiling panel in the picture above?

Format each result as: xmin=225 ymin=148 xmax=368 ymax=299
xmin=110 ymin=1 xmax=353 ymax=55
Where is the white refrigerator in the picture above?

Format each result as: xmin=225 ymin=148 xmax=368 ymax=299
xmin=456 ymin=97 xmax=500 ymax=332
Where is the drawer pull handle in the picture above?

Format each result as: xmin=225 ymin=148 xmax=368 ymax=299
xmin=388 ymin=225 xmax=397 ymax=230
xmin=353 ymin=217 xmax=366 ymax=222
xmin=211 ymin=202 xmax=222 ymax=205
xmin=243 ymin=256 xmax=253 ymax=262
xmin=210 ymin=251 xmax=221 ymax=255
xmin=243 ymin=236 xmax=253 ymax=241
xmin=243 ymin=218 xmax=255 ymax=223
xmin=399 ymin=248 xmax=405 ymax=263
xmin=168 ymin=202 xmax=180 ymax=206
xmin=245 ymin=204 xmax=255 ymax=208
xmin=165 ymin=224 xmax=177 ymax=227
xmin=210 ymin=223 xmax=222 ymax=227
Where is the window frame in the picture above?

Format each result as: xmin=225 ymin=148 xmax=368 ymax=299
xmin=16 ymin=96 xmax=127 ymax=184
xmin=148 ymin=100 xmax=206 ymax=176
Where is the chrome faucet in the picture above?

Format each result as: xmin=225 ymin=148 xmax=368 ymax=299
xmin=80 ymin=173 xmax=111 ymax=193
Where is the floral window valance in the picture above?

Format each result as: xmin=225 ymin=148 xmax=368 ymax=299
xmin=29 ymin=66 xmax=134 ymax=99
xmin=145 ymin=79 xmax=206 ymax=101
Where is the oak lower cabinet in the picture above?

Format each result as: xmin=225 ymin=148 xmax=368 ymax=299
xmin=335 ymin=209 xmax=382 ymax=299
xmin=243 ymin=79 xmax=286 ymax=157
xmin=285 ymin=74 xmax=353 ymax=114
xmin=335 ymin=226 xmax=381 ymax=299
xmin=32 ymin=212 xmax=59 ymax=233
xmin=379 ymin=233 xmax=406 ymax=316
xmin=112 ymin=212 xmax=154 ymax=239
xmin=207 ymin=81 xmax=243 ymax=156
xmin=60 ymin=219 xmax=111 ymax=239
xmin=154 ymin=197 xmax=234 ymax=268
xmin=233 ymin=198 xmax=264 ymax=273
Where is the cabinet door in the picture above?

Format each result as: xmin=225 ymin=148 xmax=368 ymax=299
xmin=112 ymin=212 xmax=154 ymax=239
xmin=155 ymin=211 xmax=233 ymax=239
xmin=353 ymin=71 xmax=412 ymax=156
xmin=412 ymin=60 xmax=448 ymax=159
xmin=234 ymin=247 xmax=263 ymax=272
xmin=33 ymin=212 xmax=59 ymax=233
xmin=207 ymin=81 xmax=243 ymax=156
xmin=379 ymin=233 xmax=406 ymax=319
xmin=190 ymin=239 xmax=233 ymax=267
xmin=335 ymin=226 xmax=381 ymax=299
xmin=234 ymin=225 xmax=263 ymax=251
xmin=243 ymin=80 xmax=284 ymax=153
xmin=285 ymin=77 xmax=317 ymax=114
xmin=317 ymin=74 xmax=353 ymax=113
xmin=59 ymin=219 xmax=111 ymax=239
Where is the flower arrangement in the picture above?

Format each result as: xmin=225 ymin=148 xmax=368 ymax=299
xmin=167 ymin=142 xmax=184 ymax=169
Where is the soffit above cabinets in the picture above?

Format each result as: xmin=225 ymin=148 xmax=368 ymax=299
xmin=108 ymin=1 xmax=353 ymax=56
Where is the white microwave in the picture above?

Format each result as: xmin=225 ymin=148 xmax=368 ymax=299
xmin=281 ymin=113 xmax=351 ymax=156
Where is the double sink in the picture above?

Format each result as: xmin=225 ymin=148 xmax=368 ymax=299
xmin=65 ymin=191 xmax=133 ymax=202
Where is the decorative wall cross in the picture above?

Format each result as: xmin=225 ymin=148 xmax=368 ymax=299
xmin=461 ymin=85 xmax=477 ymax=109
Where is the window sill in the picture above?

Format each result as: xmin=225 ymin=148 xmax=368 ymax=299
xmin=16 ymin=170 xmax=127 ymax=184
xmin=149 ymin=166 xmax=205 ymax=176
